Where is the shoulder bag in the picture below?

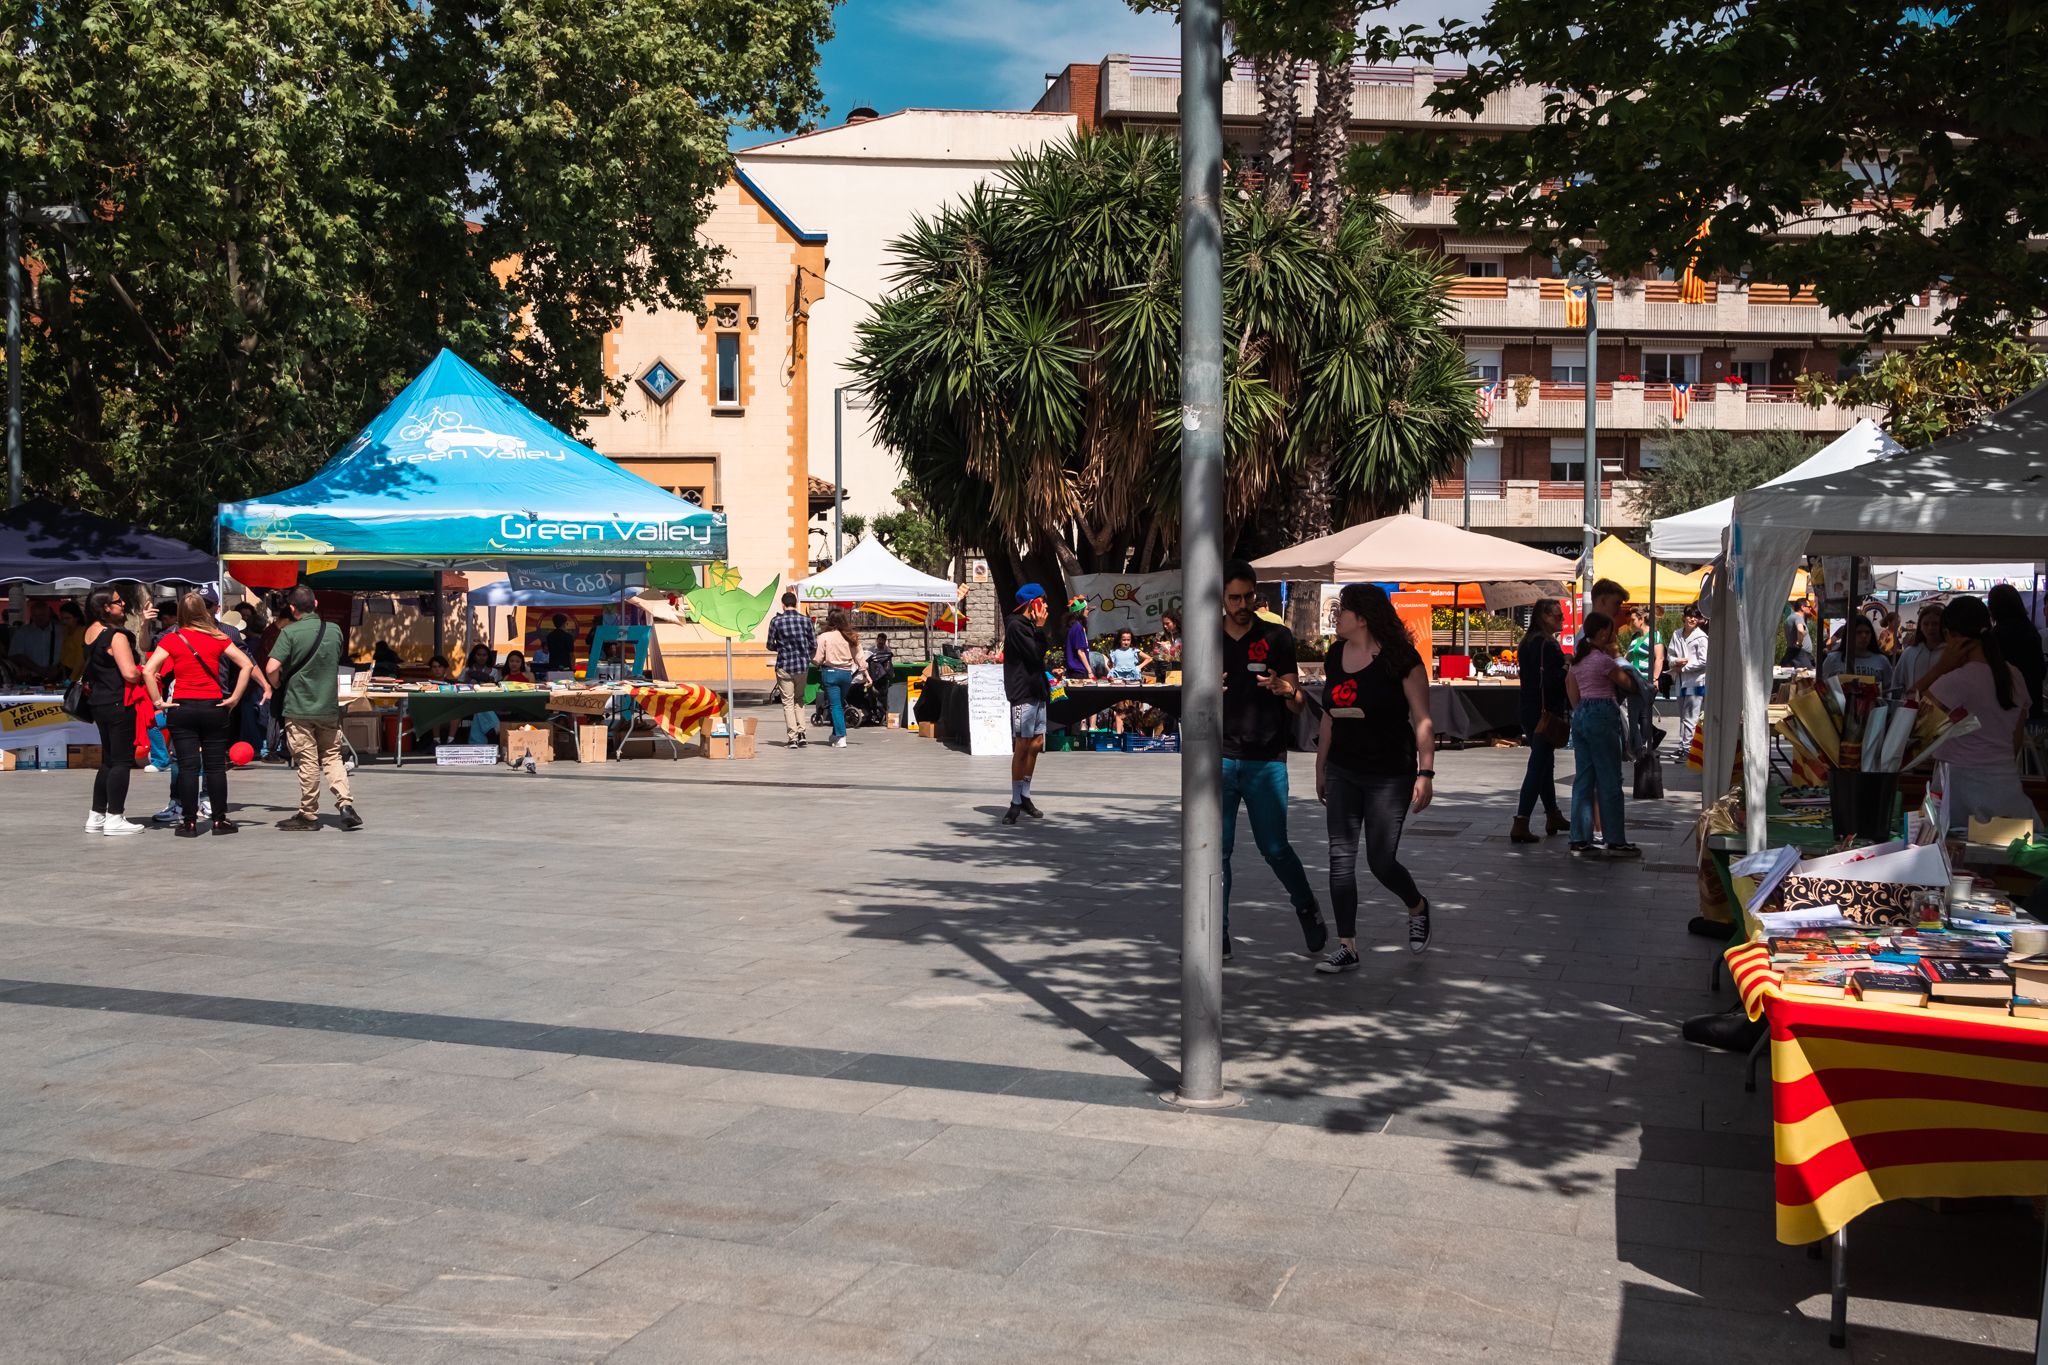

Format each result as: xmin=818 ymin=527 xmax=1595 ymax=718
xmin=269 ymin=619 xmax=330 ymax=724
xmin=1532 ymin=640 xmax=1571 ymax=747
xmin=60 ymin=630 xmax=116 ymax=721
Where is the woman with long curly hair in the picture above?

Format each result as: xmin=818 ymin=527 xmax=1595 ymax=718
xmin=1314 ymin=583 xmax=1437 ymax=971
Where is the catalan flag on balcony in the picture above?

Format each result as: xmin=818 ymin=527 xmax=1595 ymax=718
xmin=1671 ymin=382 xmax=1693 ymax=420
xmin=1564 ymin=284 xmax=1588 ymax=328
xmin=1679 ymin=221 xmax=1710 ymax=304
xmin=1476 ymin=382 xmax=1497 ymax=421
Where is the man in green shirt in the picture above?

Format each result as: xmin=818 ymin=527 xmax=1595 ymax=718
xmin=265 ymin=586 xmax=362 ymax=831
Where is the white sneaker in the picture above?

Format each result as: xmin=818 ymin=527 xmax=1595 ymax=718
xmin=102 ymin=816 xmax=144 ymax=837
xmin=831 ymin=736 xmax=847 ymax=748
xmin=85 ymin=811 xmax=106 ymax=833
xmin=199 ymin=795 xmax=213 ymax=819
xmin=153 ymin=803 xmax=183 ymax=825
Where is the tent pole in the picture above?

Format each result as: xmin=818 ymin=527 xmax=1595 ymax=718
xmin=1649 ymin=558 xmax=1658 ymax=713
xmin=723 ymin=636 xmax=736 ymax=761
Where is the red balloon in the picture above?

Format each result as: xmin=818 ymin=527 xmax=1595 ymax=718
xmin=228 ymin=741 xmax=256 ymax=767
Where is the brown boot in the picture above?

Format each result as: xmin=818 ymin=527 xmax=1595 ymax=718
xmin=1510 ymin=816 xmax=1540 ymax=844
xmin=1546 ymin=811 xmax=1571 ymax=835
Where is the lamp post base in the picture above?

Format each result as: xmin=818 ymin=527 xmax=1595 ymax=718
xmin=1163 ymin=1088 xmax=1243 ymax=1111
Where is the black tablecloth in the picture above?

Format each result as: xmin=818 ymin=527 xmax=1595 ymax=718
xmin=916 ymin=677 xmax=1182 ymax=741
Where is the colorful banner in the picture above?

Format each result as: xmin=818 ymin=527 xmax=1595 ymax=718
xmin=1067 ymin=572 xmax=1183 ymax=637
xmin=627 ymin=685 xmax=723 ymax=741
xmin=0 ymin=696 xmax=97 ymax=752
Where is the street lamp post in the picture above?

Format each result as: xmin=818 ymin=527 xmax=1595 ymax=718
xmin=1174 ymin=0 xmax=1230 ymax=1108
xmin=1571 ymin=260 xmax=1602 ymax=624
xmin=832 ymin=386 xmax=845 ymax=560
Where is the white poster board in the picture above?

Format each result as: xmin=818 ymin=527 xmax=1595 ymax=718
xmin=1067 ymin=572 xmax=1183 ymax=637
xmin=966 ymin=663 xmax=1011 ymax=757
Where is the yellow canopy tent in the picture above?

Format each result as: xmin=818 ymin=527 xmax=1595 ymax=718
xmin=1569 ymin=535 xmax=1706 ymax=605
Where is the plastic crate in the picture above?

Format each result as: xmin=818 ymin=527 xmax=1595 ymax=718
xmin=1086 ymin=730 xmax=1124 ymax=752
xmin=1123 ymin=733 xmax=1181 ymax=753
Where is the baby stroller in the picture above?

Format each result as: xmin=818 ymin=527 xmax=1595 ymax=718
xmin=810 ymin=671 xmax=890 ymax=730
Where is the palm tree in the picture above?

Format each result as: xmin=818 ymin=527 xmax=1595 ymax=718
xmin=852 ymin=132 xmax=1481 ymax=592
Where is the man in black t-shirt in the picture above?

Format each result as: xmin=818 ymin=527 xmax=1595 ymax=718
xmin=1216 ymin=561 xmax=1327 ymax=959
xmin=1001 ymin=584 xmax=1052 ymax=826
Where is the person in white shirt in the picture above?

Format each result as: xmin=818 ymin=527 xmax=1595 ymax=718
xmin=1892 ymin=601 xmax=1946 ymax=699
xmin=1670 ymin=603 xmax=1711 ymax=750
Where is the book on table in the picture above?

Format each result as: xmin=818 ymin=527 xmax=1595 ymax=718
xmin=1850 ymin=971 xmax=1931 ymax=1006
xmin=1922 ymin=959 xmax=2015 ymax=1004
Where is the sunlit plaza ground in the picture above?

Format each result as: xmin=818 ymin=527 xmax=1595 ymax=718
xmin=0 ymin=718 xmax=2036 ymax=1363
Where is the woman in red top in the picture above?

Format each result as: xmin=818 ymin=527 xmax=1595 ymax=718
xmin=142 ymin=591 xmax=260 ymax=837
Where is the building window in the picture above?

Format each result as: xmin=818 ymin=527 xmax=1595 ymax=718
xmin=1466 ymin=443 xmax=1502 ymax=495
xmin=1640 ymin=441 xmax=1668 ymax=471
xmin=1549 ymin=438 xmax=1586 ymax=483
xmin=637 ymin=359 xmax=682 ymax=406
xmin=1465 ymin=259 xmax=1503 ymax=278
xmin=714 ymin=332 xmax=742 ymax=408
xmin=1465 ymin=347 xmax=1502 ymax=383
xmin=1730 ymin=359 xmax=1769 ymax=386
xmin=1642 ymin=351 xmax=1700 ymax=384
xmin=1550 ymin=347 xmax=1587 ymax=384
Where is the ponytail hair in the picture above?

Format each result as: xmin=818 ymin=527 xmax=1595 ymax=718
xmin=1942 ymin=594 xmax=2016 ymax=710
xmin=1576 ymin=611 xmax=1615 ymax=658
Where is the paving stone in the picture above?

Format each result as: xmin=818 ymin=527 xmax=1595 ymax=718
xmin=558 ymin=1181 xmax=825 ymax=1245
xmin=0 ymin=1209 xmax=227 ymax=1293
xmin=344 ymin=1207 xmax=649 ymax=1280
xmin=136 ymin=1239 xmax=443 ymax=1329
xmin=1014 ymin=1227 xmax=1298 ymax=1310
xmin=350 ymin=1271 xmax=671 ymax=1359
xmin=946 ymin=1172 xmax=1211 ymax=1239
xmin=208 ymin=1094 xmax=433 ymax=1145
xmin=609 ymin=1301 xmax=931 ymax=1365
xmin=1115 ymin=1143 xmax=1355 ymax=1210
xmin=572 ymin=1233 xmax=873 ymax=1315
xmin=860 ymin=1086 xmax=1083 ymax=1132
xmin=780 ymin=1200 xmax=1054 ymax=1274
xmin=907 ymin=1123 xmax=1145 ymax=1182
xmin=0 ymin=1279 xmax=220 ymax=1364
xmin=709 ymin=1106 xmax=945 ymax=1159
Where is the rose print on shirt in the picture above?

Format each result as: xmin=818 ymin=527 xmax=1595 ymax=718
xmin=1329 ymin=679 xmax=1358 ymax=708
xmin=1246 ymin=639 xmax=1269 ymax=663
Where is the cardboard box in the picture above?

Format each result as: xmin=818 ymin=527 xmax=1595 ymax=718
xmin=699 ymin=733 xmax=756 ymax=760
xmin=66 ymin=745 xmax=103 ymax=770
xmin=917 ymin=722 xmax=936 ymax=739
xmin=574 ymin=723 xmax=608 ymax=763
xmin=885 ymin=712 xmax=900 ymax=729
xmin=340 ymin=716 xmax=381 ymax=756
xmin=0 ymin=749 xmax=22 ymax=771
xmin=502 ymin=726 xmax=554 ymax=766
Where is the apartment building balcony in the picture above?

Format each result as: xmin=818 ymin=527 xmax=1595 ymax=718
xmin=1445 ymin=276 xmax=1949 ymax=341
xmin=1482 ymin=380 xmax=1880 ymax=433
xmin=1076 ymin=54 xmax=1548 ymax=133
xmin=1415 ymin=480 xmax=1645 ymax=532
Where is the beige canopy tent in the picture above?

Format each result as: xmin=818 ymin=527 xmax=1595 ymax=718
xmin=1251 ymin=514 xmax=1579 ymax=586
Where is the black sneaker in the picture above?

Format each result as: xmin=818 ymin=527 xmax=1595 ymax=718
xmin=1603 ymin=843 xmax=1643 ymax=860
xmin=1020 ymin=798 xmax=1044 ymax=820
xmin=1001 ymin=804 xmax=1022 ymax=826
xmin=211 ymin=819 xmax=238 ymax=836
xmin=1298 ymin=911 xmax=1329 ymax=957
xmin=1407 ymin=901 xmax=1432 ymax=954
xmin=1570 ymin=842 xmax=1601 ymax=858
xmin=338 ymin=804 xmax=364 ymax=831
xmin=1315 ymin=944 xmax=1360 ymax=974
xmin=277 ymin=815 xmax=320 ymax=832
xmin=174 ymin=822 xmax=200 ymax=839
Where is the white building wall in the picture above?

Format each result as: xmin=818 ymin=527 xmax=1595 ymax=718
xmin=737 ymin=110 xmax=1077 ymax=522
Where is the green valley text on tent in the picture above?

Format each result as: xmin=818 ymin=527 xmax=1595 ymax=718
xmin=218 ymin=349 xmax=726 ymax=566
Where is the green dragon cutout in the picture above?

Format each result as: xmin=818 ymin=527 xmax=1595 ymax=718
xmin=686 ymin=563 xmax=779 ymax=640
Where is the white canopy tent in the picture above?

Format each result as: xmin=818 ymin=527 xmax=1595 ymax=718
xmin=1648 ymin=419 xmax=1905 ymax=563
xmin=794 ymin=537 xmax=958 ymax=605
xmin=1719 ymin=382 xmax=2048 ymax=849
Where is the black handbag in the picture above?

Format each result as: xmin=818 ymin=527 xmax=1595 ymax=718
xmin=60 ymin=630 xmax=115 ymax=720
xmin=1633 ymin=747 xmax=1666 ymax=800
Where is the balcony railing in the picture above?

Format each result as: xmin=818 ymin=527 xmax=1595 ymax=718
xmin=1124 ymin=55 xmax=1467 ymax=84
xmin=1448 ymin=276 xmax=1508 ymax=299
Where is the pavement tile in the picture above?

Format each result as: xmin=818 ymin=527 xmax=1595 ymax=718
xmin=0 ymin=1279 xmax=222 ymax=1364
xmin=1013 ymin=1227 xmax=1298 ymax=1310
xmin=780 ymin=1200 xmax=1054 ymax=1274
xmin=907 ymin=1124 xmax=1145 ymax=1181
xmin=559 ymin=1181 xmax=825 ymax=1245
xmin=526 ymin=1090 xmax=756 ymax=1142
xmin=349 ymin=1270 xmax=671 ymax=1360
xmin=752 ymin=1150 xmax=997 ymax=1204
xmin=810 ymin=1261 xmax=1125 ymax=1351
xmin=609 ymin=1300 xmax=931 ymax=1365
xmin=0 ymin=1209 xmax=227 ymax=1293
xmin=371 ymin=1040 xmax=554 ymax=1079
xmin=572 ymin=1233 xmax=873 ymax=1314
xmin=1052 ymin=1103 xmax=1271 ymax=1153
xmin=692 ymin=1069 xmax=905 ymax=1113
xmin=860 ymin=1086 xmax=1083 ymax=1132
xmin=946 ymin=1171 xmax=1212 ymax=1238
xmin=208 ymin=1094 xmax=433 ymax=1145
xmin=136 ymin=1239 xmax=443 ymax=1329
xmin=1115 ymin=1143 xmax=1355 ymax=1210
xmin=344 ymin=1207 xmax=649 ymax=1280
xmin=710 ymin=1106 xmax=945 ymax=1159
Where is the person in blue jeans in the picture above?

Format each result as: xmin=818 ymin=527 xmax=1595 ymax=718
xmin=813 ymin=608 xmax=862 ymax=748
xmin=1565 ymin=612 xmax=1640 ymax=859
xmin=1216 ymin=561 xmax=1328 ymax=959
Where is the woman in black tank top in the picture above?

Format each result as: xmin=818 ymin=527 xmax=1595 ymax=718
xmin=1313 ymin=583 xmax=1437 ymax=971
xmin=79 ymin=590 xmax=144 ymax=835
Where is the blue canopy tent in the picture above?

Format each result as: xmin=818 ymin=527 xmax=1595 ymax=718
xmin=219 ymin=349 xmax=725 ymax=568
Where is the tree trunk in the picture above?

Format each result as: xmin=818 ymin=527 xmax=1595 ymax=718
xmin=1307 ymin=22 xmax=1357 ymax=243
xmin=1252 ymin=50 xmax=1298 ymax=209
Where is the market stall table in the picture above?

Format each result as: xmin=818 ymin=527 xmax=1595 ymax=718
xmin=345 ymin=684 xmax=721 ymax=764
xmin=1726 ymin=943 xmax=2048 ymax=1350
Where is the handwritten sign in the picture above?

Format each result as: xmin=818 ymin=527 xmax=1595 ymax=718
xmin=966 ymin=664 xmax=1011 ymax=757
xmin=1067 ymin=572 xmax=1183 ymax=637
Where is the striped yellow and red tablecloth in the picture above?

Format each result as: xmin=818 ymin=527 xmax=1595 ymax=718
xmin=1728 ymin=942 xmax=2048 ymax=1244
xmin=626 ymin=685 xmax=724 ymax=741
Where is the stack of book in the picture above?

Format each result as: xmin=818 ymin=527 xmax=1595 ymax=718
xmin=1768 ymin=925 xmax=2021 ymax=1012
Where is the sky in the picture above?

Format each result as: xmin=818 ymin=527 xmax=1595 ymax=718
xmin=736 ymin=0 xmax=1491 ymax=147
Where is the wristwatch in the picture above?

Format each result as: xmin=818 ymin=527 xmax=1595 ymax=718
xmin=1416 ymin=769 xmax=1436 ymax=778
